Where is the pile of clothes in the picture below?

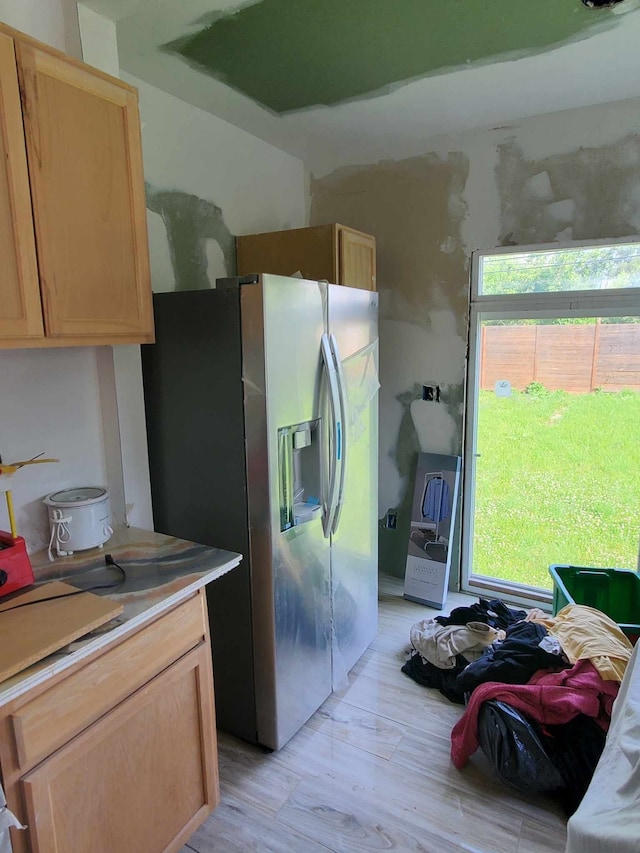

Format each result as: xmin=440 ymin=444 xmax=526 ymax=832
xmin=402 ymin=598 xmax=634 ymax=814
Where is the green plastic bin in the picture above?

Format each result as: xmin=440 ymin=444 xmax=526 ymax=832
xmin=549 ymin=564 xmax=640 ymax=642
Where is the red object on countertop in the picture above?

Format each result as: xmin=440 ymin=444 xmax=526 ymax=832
xmin=0 ymin=532 xmax=35 ymax=598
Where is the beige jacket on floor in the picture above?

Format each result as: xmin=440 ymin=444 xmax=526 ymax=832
xmin=410 ymin=620 xmax=506 ymax=670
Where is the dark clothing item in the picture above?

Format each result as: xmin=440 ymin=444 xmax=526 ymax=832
xmin=455 ymin=620 xmax=567 ymax=694
xmin=435 ymin=598 xmax=527 ymax=631
xmin=401 ymin=650 xmax=468 ymax=705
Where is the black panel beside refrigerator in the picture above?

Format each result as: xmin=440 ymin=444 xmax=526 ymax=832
xmin=142 ymin=286 xmax=258 ymax=743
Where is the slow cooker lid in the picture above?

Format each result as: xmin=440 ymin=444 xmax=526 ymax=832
xmin=46 ymin=486 xmax=108 ymax=507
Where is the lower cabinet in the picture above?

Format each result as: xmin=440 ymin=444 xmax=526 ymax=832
xmin=22 ymin=647 xmax=216 ymax=853
xmin=0 ymin=591 xmax=219 ymax=853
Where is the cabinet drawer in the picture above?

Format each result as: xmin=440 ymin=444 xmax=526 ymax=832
xmin=10 ymin=594 xmax=206 ymax=771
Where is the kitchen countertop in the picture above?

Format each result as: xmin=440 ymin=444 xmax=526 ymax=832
xmin=0 ymin=526 xmax=242 ymax=707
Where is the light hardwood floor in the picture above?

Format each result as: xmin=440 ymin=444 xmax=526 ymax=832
xmin=181 ymin=576 xmax=568 ymax=853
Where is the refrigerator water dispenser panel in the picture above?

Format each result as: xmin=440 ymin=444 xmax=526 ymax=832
xmin=278 ymin=420 xmax=322 ymax=532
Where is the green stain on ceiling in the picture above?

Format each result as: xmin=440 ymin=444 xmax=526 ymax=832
xmin=164 ymin=0 xmax=618 ymax=113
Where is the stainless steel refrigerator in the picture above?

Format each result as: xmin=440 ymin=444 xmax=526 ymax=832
xmin=141 ymin=274 xmax=378 ymax=750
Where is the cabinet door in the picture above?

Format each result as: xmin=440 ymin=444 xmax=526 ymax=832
xmin=0 ymin=33 xmax=43 ymax=341
xmin=339 ymin=227 xmax=376 ymax=291
xmin=21 ymin=646 xmax=218 ymax=853
xmin=15 ymin=43 xmax=154 ymax=343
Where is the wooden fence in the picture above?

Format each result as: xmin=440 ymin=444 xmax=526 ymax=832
xmin=480 ymin=323 xmax=640 ymax=393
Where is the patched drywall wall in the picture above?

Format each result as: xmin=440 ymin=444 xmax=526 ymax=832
xmin=311 ymin=96 xmax=640 ymax=579
xmin=312 ymin=153 xmax=469 ymax=576
xmin=145 ymin=184 xmax=236 ymax=290
xmin=497 ymin=134 xmax=640 ymax=245
xmin=124 ymin=74 xmax=306 ymax=293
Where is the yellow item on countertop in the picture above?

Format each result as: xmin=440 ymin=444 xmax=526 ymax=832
xmin=0 ymin=458 xmax=59 ymax=477
xmin=0 ymin=454 xmax=59 ymax=539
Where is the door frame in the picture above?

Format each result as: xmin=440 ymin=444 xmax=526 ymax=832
xmin=461 ymin=238 xmax=640 ymax=607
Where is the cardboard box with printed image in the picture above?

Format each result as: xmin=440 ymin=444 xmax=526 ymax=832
xmin=404 ymin=452 xmax=461 ymax=609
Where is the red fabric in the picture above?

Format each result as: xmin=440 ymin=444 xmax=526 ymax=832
xmin=451 ymin=659 xmax=619 ymax=769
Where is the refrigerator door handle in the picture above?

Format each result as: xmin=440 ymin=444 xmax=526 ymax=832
xmin=321 ymin=333 xmax=342 ymax=539
xmin=329 ymin=333 xmax=348 ymax=536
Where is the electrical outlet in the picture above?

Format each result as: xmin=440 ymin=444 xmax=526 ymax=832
xmin=422 ymin=385 xmax=441 ymax=402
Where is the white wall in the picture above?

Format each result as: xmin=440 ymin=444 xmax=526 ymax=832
xmin=0 ymin=0 xmax=148 ymax=550
xmin=77 ymin=4 xmax=153 ymax=535
xmin=0 ymin=1 xmax=307 ymax=552
xmin=125 ymin=73 xmax=307 ymax=292
xmin=0 ymin=0 xmax=104 ymax=552
xmin=0 ymin=0 xmax=81 ymax=56
xmin=0 ymin=349 xmax=108 ymax=552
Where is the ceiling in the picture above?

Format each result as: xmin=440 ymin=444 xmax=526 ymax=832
xmin=82 ymin=0 xmax=640 ymax=175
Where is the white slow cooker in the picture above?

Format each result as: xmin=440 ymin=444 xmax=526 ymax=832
xmin=44 ymin=486 xmax=113 ymax=558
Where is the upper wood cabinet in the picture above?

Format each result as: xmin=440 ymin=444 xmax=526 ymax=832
xmin=0 ymin=32 xmax=42 ymax=341
xmin=236 ymin=223 xmax=377 ymax=291
xmin=0 ymin=23 xmax=154 ymax=348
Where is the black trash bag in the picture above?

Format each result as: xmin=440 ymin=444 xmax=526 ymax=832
xmin=543 ymin=715 xmax=606 ymax=816
xmin=477 ymin=700 xmax=564 ymax=795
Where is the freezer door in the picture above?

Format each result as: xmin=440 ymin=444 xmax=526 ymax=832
xmin=327 ymin=285 xmax=379 ymax=688
xmin=244 ymin=274 xmax=332 ymax=749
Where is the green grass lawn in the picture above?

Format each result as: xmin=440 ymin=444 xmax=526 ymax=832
xmin=473 ymin=388 xmax=640 ymax=589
